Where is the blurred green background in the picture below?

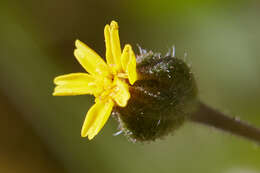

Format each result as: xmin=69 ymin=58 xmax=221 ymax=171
xmin=1 ymin=0 xmax=260 ymax=172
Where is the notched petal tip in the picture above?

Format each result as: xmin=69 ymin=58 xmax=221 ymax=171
xmin=110 ymin=20 xmax=119 ymax=30
xmin=74 ymin=40 xmax=87 ymax=59
xmin=52 ymin=87 xmax=64 ymax=96
xmin=52 ymin=91 xmax=58 ymax=96
xmin=53 ymin=76 xmax=59 ymax=85
xmin=75 ymin=39 xmax=83 ymax=48
xmin=124 ymin=44 xmax=131 ymax=53
xmin=87 ymin=130 xmax=96 ymax=140
xmin=104 ymin=24 xmax=110 ymax=31
xmin=73 ymin=48 xmax=83 ymax=59
xmin=87 ymin=135 xmax=94 ymax=140
xmin=81 ymin=129 xmax=87 ymax=138
xmin=125 ymin=44 xmax=131 ymax=48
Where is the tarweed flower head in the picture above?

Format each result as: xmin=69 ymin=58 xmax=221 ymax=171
xmin=53 ymin=21 xmax=198 ymax=142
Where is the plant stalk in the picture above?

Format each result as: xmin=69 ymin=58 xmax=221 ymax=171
xmin=190 ymin=102 xmax=260 ymax=144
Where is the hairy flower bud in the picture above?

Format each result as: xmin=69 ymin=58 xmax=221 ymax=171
xmin=113 ymin=48 xmax=198 ymax=142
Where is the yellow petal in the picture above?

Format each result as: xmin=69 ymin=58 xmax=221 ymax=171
xmin=104 ymin=25 xmax=113 ymax=68
xmin=81 ymin=99 xmax=114 ymax=139
xmin=53 ymin=73 xmax=102 ymax=96
xmin=74 ymin=40 xmax=110 ymax=76
xmin=121 ymin=44 xmax=138 ymax=85
xmin=128 ymin=48 xmax=138 ymax=85
xmin=109 ymin=21 xmax=122 ymax=72
xmin=111 ymin=78 xmax=130 ymax=107
xmin=121 ymin=44 xmax=130 ymax=71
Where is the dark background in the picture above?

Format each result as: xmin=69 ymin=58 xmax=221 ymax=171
xmin=1 ymin=0 xmax=260 ymax=172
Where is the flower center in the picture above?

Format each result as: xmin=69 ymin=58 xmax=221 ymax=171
xmin=95 ymin=73 xmax=128 ymax=103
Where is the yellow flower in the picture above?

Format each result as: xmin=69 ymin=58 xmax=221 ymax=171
xmin=53 ymin=21 xmax=137 ymax=140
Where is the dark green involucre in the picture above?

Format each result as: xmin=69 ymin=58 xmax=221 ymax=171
xmin=113 ymin=48 xmax=198 ymax=142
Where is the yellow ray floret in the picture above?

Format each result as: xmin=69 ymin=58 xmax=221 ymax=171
xmin=104 ymin=21 xmax=122 ymax=73
xmin=121 ymin=45 xmax=137 ymax=85
xmin=74 ymin=40 xmax=110 ymax=77
xmin=53 ymin=73 xmax=103 ymax=96
xmin=81 ymin=99 xmax=114 ymax=140
xmin=53 ymin=20 xmax=138 ymax=140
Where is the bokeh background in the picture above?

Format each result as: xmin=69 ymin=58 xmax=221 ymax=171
xmin=1 ymin=0 xmax=260 ymax=172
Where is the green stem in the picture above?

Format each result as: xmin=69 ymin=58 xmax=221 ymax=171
xmin=190 ymin=102 xmax=260 ymax=144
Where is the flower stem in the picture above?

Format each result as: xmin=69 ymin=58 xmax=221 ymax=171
xmin=190 ymin=101 xmax=260 ymax=144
